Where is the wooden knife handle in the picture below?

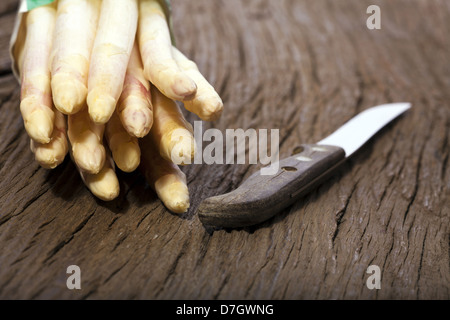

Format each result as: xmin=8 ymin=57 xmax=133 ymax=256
xmin=197 ymin=144 xmax=346 ymax=228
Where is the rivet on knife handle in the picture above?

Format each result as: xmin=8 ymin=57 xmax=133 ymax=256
xmin=197 ymin=144 xmax=346 ymax=228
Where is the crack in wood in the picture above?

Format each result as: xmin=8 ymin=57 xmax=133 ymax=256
xmin=43 ymin=210 xmax=96 ymax=264
xmin=331 ymin=183 xmax=358 ymax=247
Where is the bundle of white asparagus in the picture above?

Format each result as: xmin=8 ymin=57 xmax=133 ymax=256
xmin=11 ymin=0 xmax=223 ymax=213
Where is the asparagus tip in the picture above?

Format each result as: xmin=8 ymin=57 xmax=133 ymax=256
xmin=24 ymin=109 xmax=54 ymax=144
xmin=112 ymin=141 xmax=141 ymax=173
xmin=172 ymin=75 xmax=197 ymax=101
xmin=72 ymin=143 xmax=106 ymax=175
xmin=87 ymin=93 xmax=117 ymax=124
xmin=121 ymin=107 xmax=153 ymax=138
xmin=85 ymin=167 xmax=120 ymax=202
xmin=52 ymin=75 xmax=87 ymax=114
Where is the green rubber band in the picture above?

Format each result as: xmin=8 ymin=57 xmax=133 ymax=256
xmin=26 ymin=0 xmax=55 ymax=11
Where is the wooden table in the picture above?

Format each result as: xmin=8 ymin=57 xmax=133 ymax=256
xmin=0 ymin=0 xmax=448 ymax=300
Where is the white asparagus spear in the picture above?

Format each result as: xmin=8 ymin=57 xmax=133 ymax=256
xmin=30 ymin=110 xmax=69 ymax=169
xmin=105 ymin=111 xmax=141 ymax=173
xmin=73 ymin=149 xmax=120 ymax=202
xmin=50 ymin=0 xmax=101 ymax=115
xmin=139 ymin=135 xmax=190 ymax=214
xmin=138 ymin=0 xmax=197 ymax=101
xmin=19 ymin=3 xmax=56 ymax=144
xmin=68 ymin=105 xmax=105 ymax=174
xmin=87 ymin=0 xmax=139 ymax=124
xmin=12 ymin=8 xmax=26 ymax=81
xmin=117 ymin=41 xmax=153 ymax=138
xmin=149 ymin=86 xmax=196 ymax=165
xmin=172 ymin=47 xmax=224 ymax=121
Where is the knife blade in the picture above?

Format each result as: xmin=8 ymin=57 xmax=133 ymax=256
xmin=197 ymin=102 xmax=411 ymax=229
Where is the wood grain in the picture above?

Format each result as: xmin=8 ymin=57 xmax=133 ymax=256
xmin=0 ymin=0 xmax=449 ymax=299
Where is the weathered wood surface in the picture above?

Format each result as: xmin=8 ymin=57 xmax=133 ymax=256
xmin=0 ymin=0 xmax=449 ymax=300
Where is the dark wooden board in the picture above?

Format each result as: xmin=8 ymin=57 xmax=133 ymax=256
xmin=0 ymin=0 xmax=448 ymax=300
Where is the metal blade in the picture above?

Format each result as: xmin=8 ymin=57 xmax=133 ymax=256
xmin=317 ymin=102 xmax=411 ymax=157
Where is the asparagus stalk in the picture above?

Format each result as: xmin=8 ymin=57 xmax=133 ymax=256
xmin=138 ymin=0 xmax=196 ymax=101
xmin=149 ymin=86 xmax=196 ymax=165
xmin=50 ymin=0 xmax=101 ymax=115
xmin=87 ymin=0 xmax=139 ymax=124
xmin=172 ymin=46 xmax=224 ymax=121
xmin=30 ymin=110 xmax=69 ymax=169
xmin=74 ymin=150 xmax=120 ymax=202
xmin=140 ymin=134 xmax=190 ymax=214
xmin=19 ymin=3 xmax=56 ymax=144
xmin=117 ymin=41 xmax=153 ymax=138
xmin=105 ymin=111 xmax=141 ymax=173
xmin=68 ymin=105 xmax=106 ymax=174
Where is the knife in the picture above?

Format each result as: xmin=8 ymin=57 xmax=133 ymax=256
xmin=197 ymin=102 xmax=411 ymax=229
